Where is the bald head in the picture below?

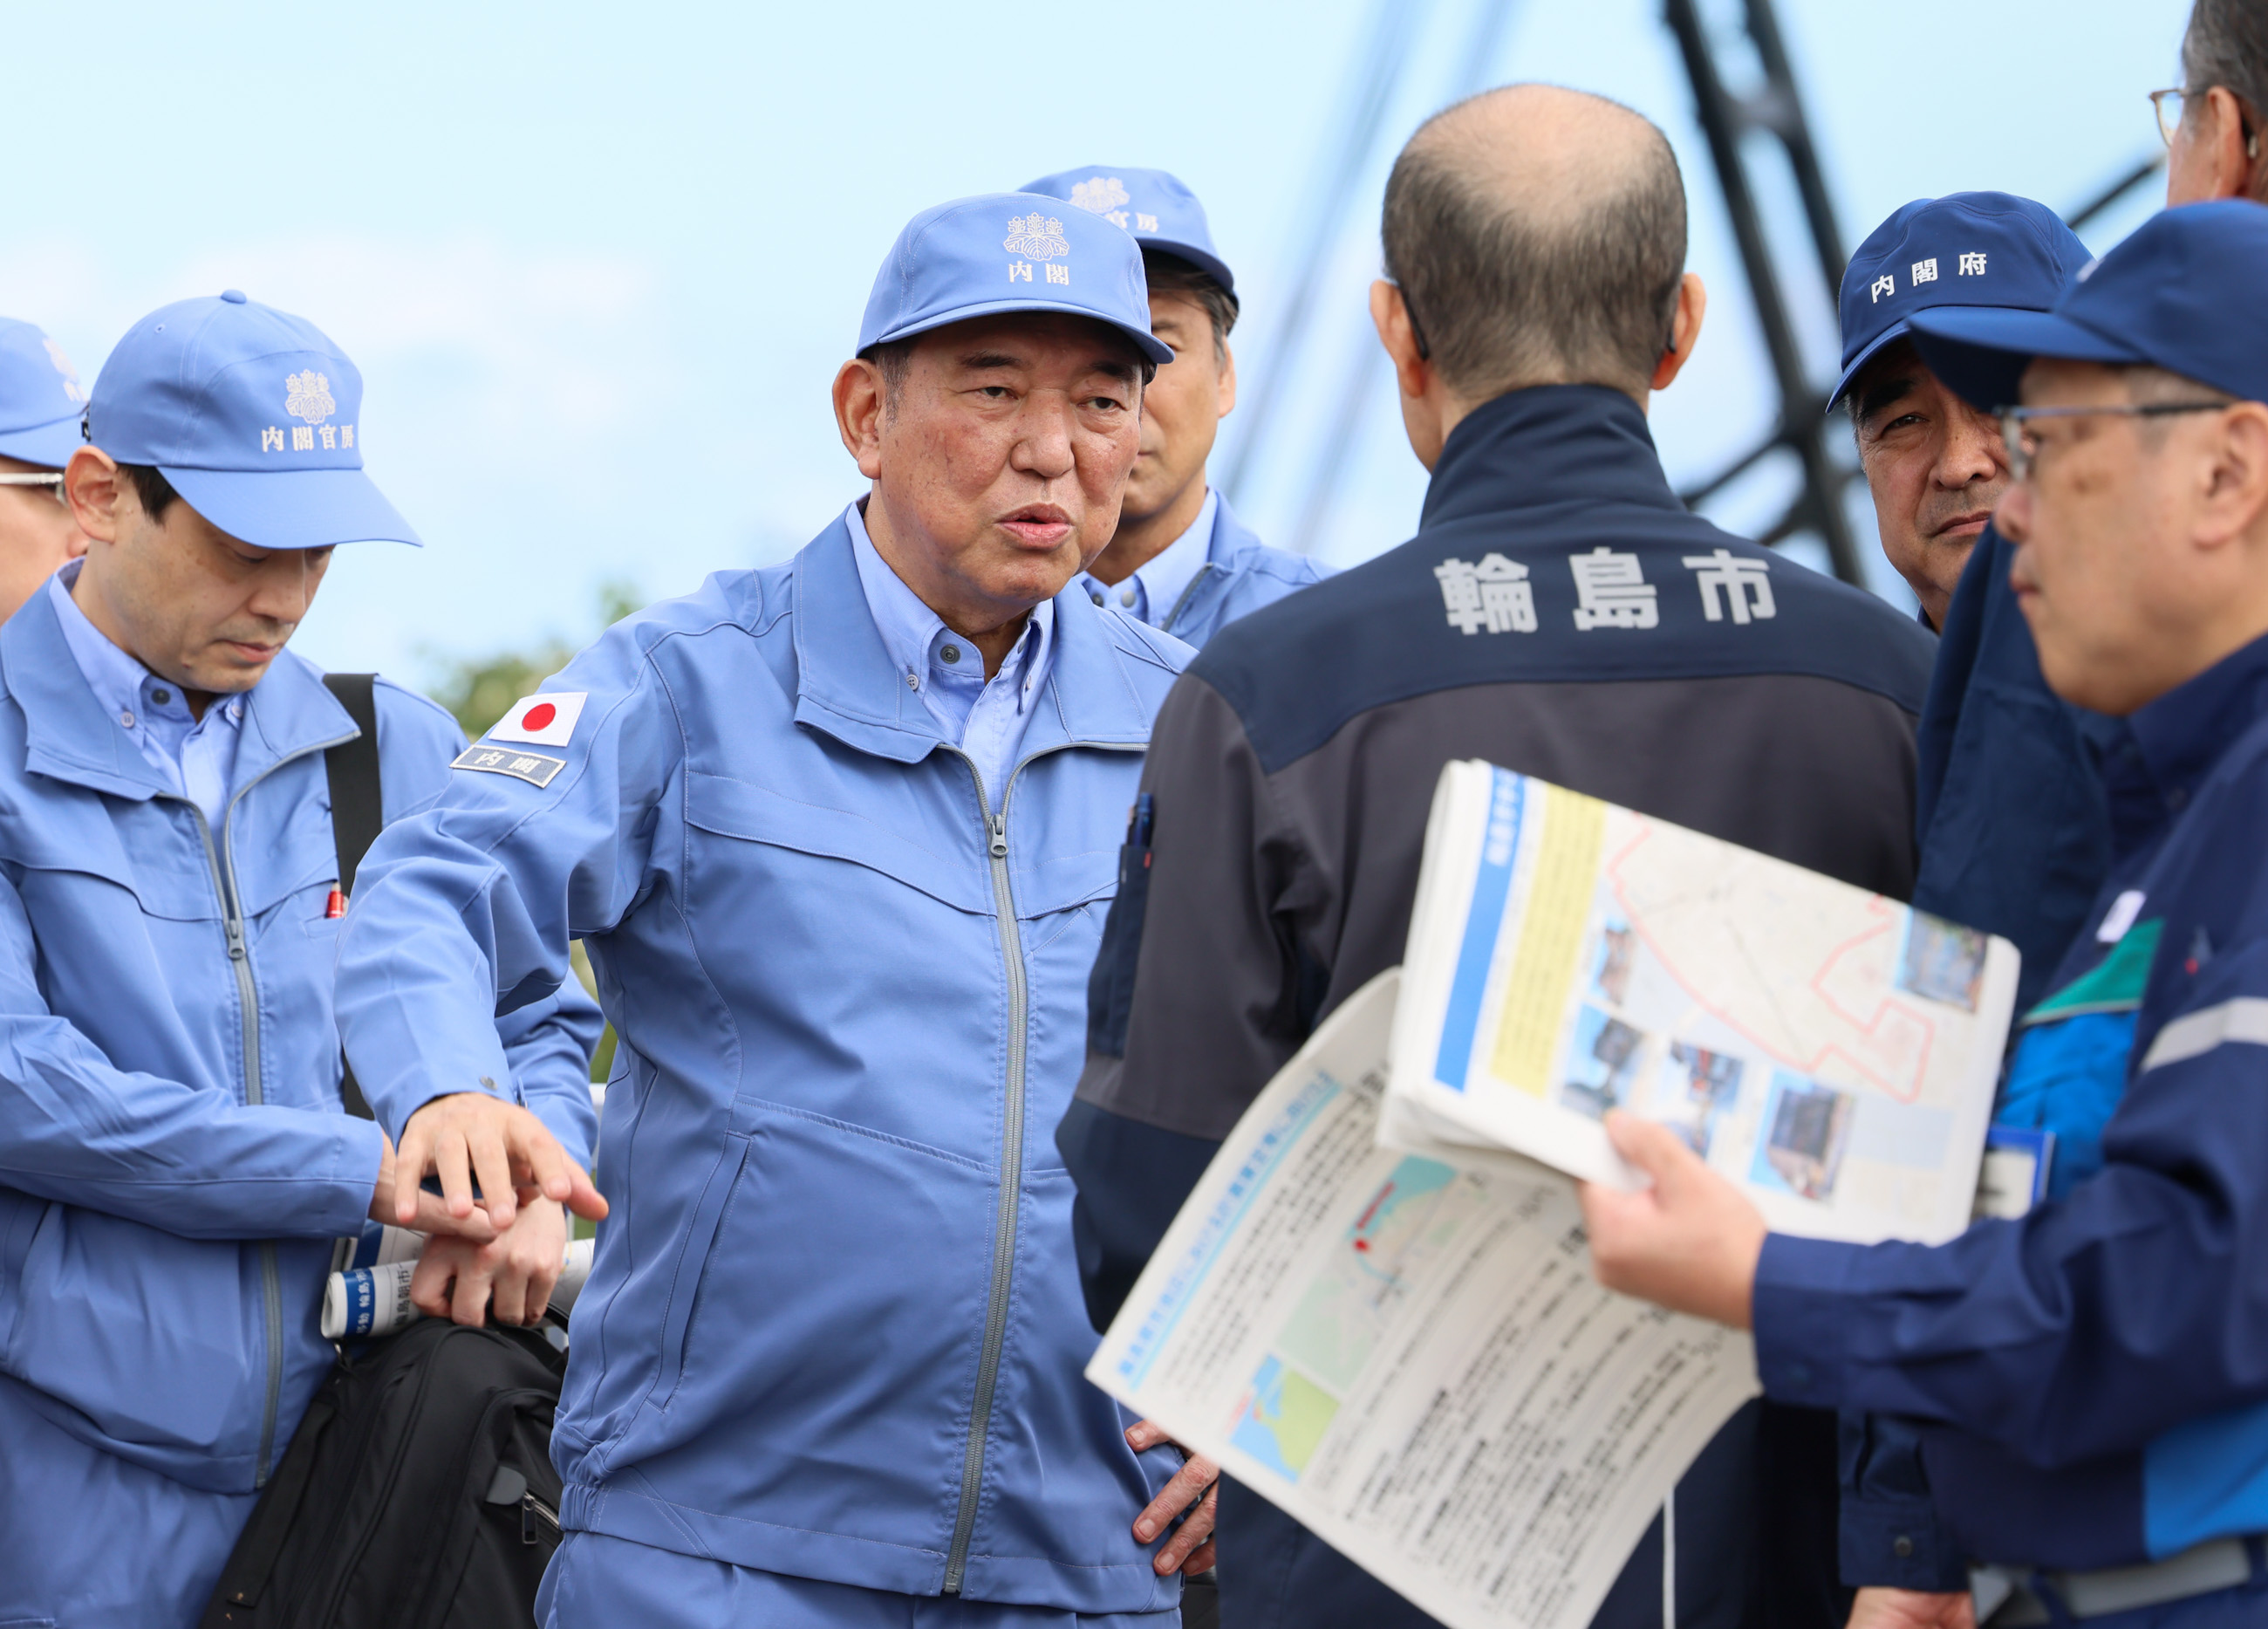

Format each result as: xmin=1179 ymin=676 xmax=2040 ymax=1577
xmin=1383 ymin=84 xmax=1688 ymax=400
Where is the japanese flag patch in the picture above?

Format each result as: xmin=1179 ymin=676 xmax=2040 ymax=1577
xmin=486 ymin=691 xmax=587 ymax=746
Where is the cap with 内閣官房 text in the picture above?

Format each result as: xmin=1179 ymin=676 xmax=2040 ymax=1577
xmin=85 ymin=289 xmax=420 ymax=551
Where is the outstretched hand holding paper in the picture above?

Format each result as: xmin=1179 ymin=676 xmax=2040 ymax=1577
xmin=1580 ymin=1112 xmax=1768 ymax=1329
xmin=1387 ymin=761 xmax=2018 ymax=1247
xmin=1087 ymin=972 xmax=1759 ymax=1629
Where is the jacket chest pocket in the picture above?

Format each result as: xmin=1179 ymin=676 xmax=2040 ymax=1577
xmin=680 ymin=770 xmax=996 ymax=915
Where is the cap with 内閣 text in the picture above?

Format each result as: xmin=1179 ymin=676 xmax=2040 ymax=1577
xmin=858 ymin=193 xmax=1174 ymax=366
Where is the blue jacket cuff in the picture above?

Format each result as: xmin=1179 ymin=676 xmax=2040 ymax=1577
xmin=1840 ymin=1489 xmax=1973 ymax=1591
xmin=1753 ymin=1231 xmax=1863 ymax=1408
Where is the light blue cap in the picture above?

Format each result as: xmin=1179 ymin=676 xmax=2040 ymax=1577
xmin=85 ymin=291 xmax=420 ymax=550
xmin=1021 ymin=167 xmax=1235 ymax=297
xmin=0 ymin=318 xmax=88 ymax=468
xmin=858 ymin=193 xmax=1173 ymax=366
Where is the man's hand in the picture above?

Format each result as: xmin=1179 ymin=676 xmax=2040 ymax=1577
xmin=1125 ymin=1419 xmax=1219 ymax=1576
xmin=394 ymin=1091 xmax=607 ymax=1233
xmin=369 ymin=1130 xmax=497 ymax=1242
xmin=410 ymin=1196 xmax=570 ymax=1327
xmin=1578 ymin=1111 xmax=1767 ymax=1329
xmin=1848 ymin=1587 xmax=1977 ymax=1629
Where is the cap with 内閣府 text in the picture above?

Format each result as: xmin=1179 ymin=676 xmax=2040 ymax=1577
xmin=1831 ymin=192 xmax=2089 ymax=410
xmin=1909 ymin=200 xmax=2268 ymax=412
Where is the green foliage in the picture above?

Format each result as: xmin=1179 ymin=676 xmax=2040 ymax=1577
xmin=423 ymin=580 xmax=645 ymax=740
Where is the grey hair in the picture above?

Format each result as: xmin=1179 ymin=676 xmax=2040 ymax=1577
xmin=1381 ymin=89 xmax=1688 ymax=400
xmin=2183 ymin=0 xmax=2268 ymax=195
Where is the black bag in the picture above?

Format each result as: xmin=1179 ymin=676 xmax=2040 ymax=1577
xmin=200 ymin=1318 xmax=567 ymax=1629
xmin=201 ymin=676 xmax=569 ymax=1627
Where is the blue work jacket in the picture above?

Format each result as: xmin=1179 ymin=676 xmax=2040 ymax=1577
xmin=1911 ymin=523 xmax=2113 ymax=1016
xmin=1841 ymin=524 xmax=2121 ymax=1590
xmin=333 ymin=517 xmax=1193 ymax=1612
xmin=1762 ymin=629 xmax=2268 ymax=1571
xmin=0 ymin=590 xmax=599 ymax=1496
xmin=1149 ymin=492 xmax=1329 ymax=648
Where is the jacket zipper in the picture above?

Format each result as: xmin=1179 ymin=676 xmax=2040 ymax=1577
xmin=1159 ymin=561 xmax=1216 ymax=636
xmin=171 ymin=727 xmax=357 ymax=1489
xmin=939 ymin=738 xmax=1144 ymax=1593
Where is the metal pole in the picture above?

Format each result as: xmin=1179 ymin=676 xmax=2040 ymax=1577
xmin=2066 ymin=153 xmax=2167 ymax=231
xmin=1662 ymin=0 xmax=1866 ymax=585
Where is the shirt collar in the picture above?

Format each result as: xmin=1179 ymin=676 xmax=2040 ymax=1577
xmin=2097 ymin=628 xmax=2268 ymax=854
xmin=844 ymin=500 xmax=1053 ymax=702
xmin=45 ymin=561 xmax=247 ymax=737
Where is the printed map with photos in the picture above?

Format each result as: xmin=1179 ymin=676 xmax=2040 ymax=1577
xmin=1390 ymin=763 xmax=2019 ymax=1245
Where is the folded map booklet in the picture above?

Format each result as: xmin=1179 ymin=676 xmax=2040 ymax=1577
xmin=1090 ymin=972 xmax=1759 ymax=1629
xmin=1390 ymin=761 xmax=2019 ymax=1245
xmin=1088 ymin=763 xmax=2019 ymax=1628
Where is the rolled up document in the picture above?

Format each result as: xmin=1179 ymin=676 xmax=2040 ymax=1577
xmin=323 ymin=1237 xmax=596 ymax=1340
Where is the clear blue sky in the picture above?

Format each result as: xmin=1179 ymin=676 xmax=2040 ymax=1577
xmin=0 ymin=0 xmax=2189 ymax=678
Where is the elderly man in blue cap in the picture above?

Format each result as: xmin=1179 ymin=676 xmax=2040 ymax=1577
xmin=0 ymin=318 xmax=92 ymax=619
xmin=334 ymin=195 xmax=1211 ymax=1626
xmin=1022 ymin=167 xmax=1328 ymax=646
xmin=1582 ymin=198 xmax=2268 ymax=1629
xmin=0 ymin=292 xmax=604 ymax=1627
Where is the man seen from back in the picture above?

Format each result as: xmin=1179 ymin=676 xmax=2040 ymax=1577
xmin=1058 ymin=84 xmax=1937 ymax=1629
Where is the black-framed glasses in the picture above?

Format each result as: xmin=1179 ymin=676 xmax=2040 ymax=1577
xmin=2151 ymin=85 xmax=2261 ymax=156
xmin=1997 ymin=400 xmax=2232 ymax=482
xmin=0 ymin=472 xmax=66 ymax=506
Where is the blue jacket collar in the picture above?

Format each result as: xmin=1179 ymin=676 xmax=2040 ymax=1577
xmin=789 ymin=512 xmax=1156 ymax=764
xmin=1160 ymin=490 xmax=1262 ymax=633
xmin=2098 ymin=629 xmax=2268 ymax=857
xmin=1420 ymin=384 xmax=1677 ymax=531
xmin=2 ymin=587 xmax=356 ymax=804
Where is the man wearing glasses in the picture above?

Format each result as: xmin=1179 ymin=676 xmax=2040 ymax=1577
xmin=2159 ymin=0 xmax=2268 ymax=208
xmin=0 ymin=318 xmax=91 ymax=620
xmin=1578 ymin=200 xmax=2268 ymax=1629
xmin=1826 ymin=199 xmax=2104 ymax=1622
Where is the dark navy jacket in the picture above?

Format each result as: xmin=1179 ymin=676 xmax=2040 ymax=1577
xmin=1061 ymin=385 xmax=1937 ymax=1629
xmin=1761 ymin=630 xmax=2268 ymax=1573
xmin=1912 ymin=523 xmax=2112 ymax=1016
xmin=1838 ymin=523 xmax=2120 ymax=1590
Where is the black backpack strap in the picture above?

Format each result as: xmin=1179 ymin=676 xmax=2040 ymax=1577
xmin=320 ymin=674 xmax=383 ymax=1124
